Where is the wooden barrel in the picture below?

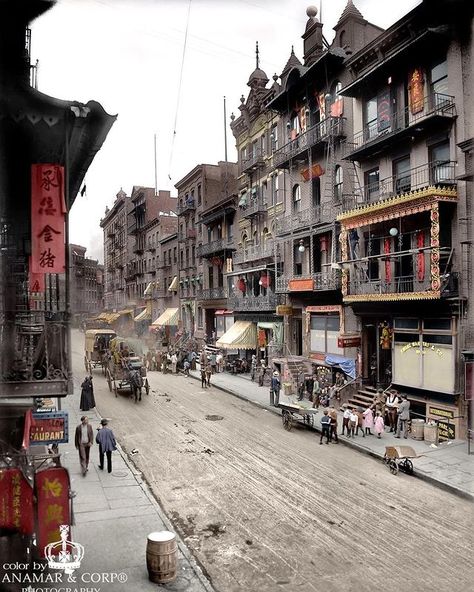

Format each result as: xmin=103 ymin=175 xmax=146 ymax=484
xmin=146 ymin=531 xmax=177 ymax=584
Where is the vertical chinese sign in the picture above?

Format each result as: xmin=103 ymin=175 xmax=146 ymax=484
xmin=31 ymin=164 xmax=66 ymax=275
xmin=36 ymin=467 xmax=71 ymax=556
xmin=0 ymin=468 xmax=34 ymax=534
xmin=408 ymin=68 xmax=424 ymax=115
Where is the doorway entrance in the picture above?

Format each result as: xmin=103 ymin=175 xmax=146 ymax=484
xmin=361 ymin=319 xmax=392 ymax=388
xmin=291 ymin=317 xmax=303 ymax=356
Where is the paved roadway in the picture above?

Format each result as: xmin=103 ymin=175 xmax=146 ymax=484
xmin=72 ymin=332 xmax=473 ymax=592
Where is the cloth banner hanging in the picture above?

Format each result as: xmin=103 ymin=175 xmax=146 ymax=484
xmin=31 ymin=164 xmax=66 ymax=274
xmin=301 ymin=163 xmax=324 ymax=182
xmin=29 ymin=256 xmax=45 ymax=292
xmin=36 ymin=467 xmax=71 ymax=555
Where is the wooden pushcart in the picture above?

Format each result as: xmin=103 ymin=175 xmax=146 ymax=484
xmin=105 ymin=337 xmax=149 ymax=401
xmin=84 ymin=329 xmax=116 ymax=374
xmin=383 ymin=445 xmax=418 ymax=475
xmin=278 ymin=403 xmax=318 ymax=432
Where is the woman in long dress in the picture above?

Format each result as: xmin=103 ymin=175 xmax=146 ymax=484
xmin=80 ymin=376 xmax=96 ymax=411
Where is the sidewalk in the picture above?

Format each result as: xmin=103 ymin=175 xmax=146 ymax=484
xmin=60 ymin=378 xmax=214 ymax=592
xmin=190 ymin=368 xmax=474 ymax=501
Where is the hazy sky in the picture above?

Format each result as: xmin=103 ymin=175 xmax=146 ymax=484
xmin=31 ymin=0 xmax=421 ymax=261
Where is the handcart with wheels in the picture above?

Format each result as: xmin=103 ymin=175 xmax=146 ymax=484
xmin=278 ymin=402 xmax=318 ymax=432
xmin=383 ymin=445 xmax=418 ymax=475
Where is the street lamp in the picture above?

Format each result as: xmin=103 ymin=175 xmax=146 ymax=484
xmin=298 ymin=240 xmax=305 ymax=253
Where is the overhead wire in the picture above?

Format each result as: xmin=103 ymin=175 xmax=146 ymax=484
xmin=168 ymin=0 xmax=192 ymax=181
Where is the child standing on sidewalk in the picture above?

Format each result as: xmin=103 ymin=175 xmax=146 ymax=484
xmin=341 ymin=406 xmax=351 ymax=435
xmin=348 ymin=409 xmax=358 ymax=438
xmin=363 ymin=406 xmax=374 ymax=436
xmin=374 ymin=411 xmax=385 ymax=438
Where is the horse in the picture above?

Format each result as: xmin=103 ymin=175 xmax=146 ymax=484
xmin=129 ymin=369 xmax=143 ymax=403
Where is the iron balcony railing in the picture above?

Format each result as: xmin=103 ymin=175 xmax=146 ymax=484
xmin=178 ymin=228 xmax=197 ymax=241
xmin=1 ymin=310 xmax=69 ymax=397
xmin=344 ymin=93 xmax=456 ymax=159
xmin=233 ymin=240 xmax=275 ymax=264
xmin=275 ymin=271 xmax=341 ymax=293
xmin=342 ymin=161 xmax=457 ymax=211
xmin=275 ymin=203 xmax=339 ymax=235
xmin=241 ymin=147 xmax=266 ymax=173
xmin=196 ymin=238 xmax=235 ymax=258
xmin=228 ymin=293 xmax=281 ymax=311
xmin=348 ymin=275 xmax=431 ymax=296
xmin=196 ymin=287 xmax=227 ymax=300
xmin=177 ymin=200 xmax=196 ymax=215
xmin=273 ymin=116 xmax=345 ymax=167
xmin=240 ymin=198 xmax=267 ymax=218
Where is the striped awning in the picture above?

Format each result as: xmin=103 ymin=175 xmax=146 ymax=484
xmin=151 ymin=307 xmax=179 ymax=327
xmin=134 ymin=308 xmax=151 ymax=322
xmin=216 ymin=320 xmax=257 ymax=350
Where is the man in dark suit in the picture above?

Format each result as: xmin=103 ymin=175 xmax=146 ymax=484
xmin=95 ymin=418 xmax=117 ymax=473
xmin=75 ymin=416 xmax=94 ymax=476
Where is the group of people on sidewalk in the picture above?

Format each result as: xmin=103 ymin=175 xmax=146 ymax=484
xmin=74 ymin=416 xmax=117 ymax=475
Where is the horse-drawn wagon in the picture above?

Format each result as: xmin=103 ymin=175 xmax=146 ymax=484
xmin=84 ymin=329 xmax=116 ymax=374
xmin=105 ymin=337 xmax=150 ymax=402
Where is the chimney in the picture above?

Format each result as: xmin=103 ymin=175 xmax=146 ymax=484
xmin=302 ymin=5 xmax=323 ymax=66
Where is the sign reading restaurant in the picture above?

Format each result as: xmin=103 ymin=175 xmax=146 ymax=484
xmin=29 ymin=412 xmax=69 ymax=445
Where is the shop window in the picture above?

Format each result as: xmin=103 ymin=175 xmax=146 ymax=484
xmin=197 ymin=307 xmax=203 ymax=328
xmin=310 ymin=315 xmax=342 ymax=354
xmin=270 ymin=124 xmax=278 ymax=152
xmin=312 ymin=177 xmax=321 ymax=207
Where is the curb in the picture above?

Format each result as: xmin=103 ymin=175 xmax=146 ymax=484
xmin=189 ymin=372 xmax=474 ymax=502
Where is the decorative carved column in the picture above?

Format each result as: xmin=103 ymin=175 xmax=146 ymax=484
xmin=430 ymin=202 xmax=440 ymax=294
xmin=339 ymin=226 xmax=349 ymax=297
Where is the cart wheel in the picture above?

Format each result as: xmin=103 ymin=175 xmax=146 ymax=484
xmin=145 ymin=379 xmax=150 ymax=395
xmin=282 ymin=411 xmax=293 ymax=431
xmin=383 ymin=454 xmax=390 ymax=466
xmin=402 ymin=459 xmax=414 ymax=475
xmin=389 ymin=459 xmax=399 ymax=475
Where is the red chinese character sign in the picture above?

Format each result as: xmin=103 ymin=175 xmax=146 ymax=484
xmin=36 ymin=467 xmax=71 ymax=556
xmin=0 ymin=468 xmax=34 ymax=534
xmin=31 ymin=164 xmax=66 ymax=274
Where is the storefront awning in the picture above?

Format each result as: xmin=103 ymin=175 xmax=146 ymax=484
xmin=325 ymin=354 xmax=356 ymax=379
xmin=151 ymin=308 xmax=179 ymax=327
xmin=216 ymin=320 xmax=257 ymax=350
xmin=168 ymin=276 xmax=178 ymax=292
xmin=257 ymin=321 xmax=283 ymax=344
xmin=134 ymin=308 xmax=151 ymax=322
xmin=144 ymin=282 xmax=155 ymax=296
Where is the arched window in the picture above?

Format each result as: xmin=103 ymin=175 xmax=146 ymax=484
xmin=293 ymin=184 xmax=301 ymax=212
xmin=339 ymin=30 xmax=346 ymax=48
xmin=334 ymin=166 xmax=343 ymax=202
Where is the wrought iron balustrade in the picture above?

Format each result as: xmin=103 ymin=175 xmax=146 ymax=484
xmin=342 ymin=161 xmax=457 ymax=211
xmin=275 ymin=203 xmax=339 ymax=235
xmin=275 ymin=271 xmax=341 ymax=293
xmin=197 ymin=238 xmax=235 ymax=258
xmin=233 ymin=240 xmax=275 ymax=264
xmin=196 ymin=287 xmax=227 ymax=300
xmin=241 ymin=148 xmax=266 ymax=173
xmin=228 ymin=293 xmax=280 ymax=311
xmin=273 ymin=116 xmax=345 ymax=167
xmin=344 ymin=93 xmax=456 ymax=158
xmin=177 ymin=201 xmax=196 ymax=215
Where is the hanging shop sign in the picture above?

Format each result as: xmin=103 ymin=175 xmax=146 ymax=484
xmin=337 ymin=334 xmax=361 ymax=348
xmin=36 ymin=467 xmax=71 ymax=555
xmin=301 ymin=164 xmax=324 ymax=182
xmin=428 ymin=406 xmax=454 ymax=420
xmin=289 ymin=278 xmax=314 ymax=292
xmin=408 ymin=68 xmax=424 ymax=115
xmin=29 ymin=412 xmax=69 ymax=446
xmin=276 ymin=305 xmax=293 ymax=316
xmin=0 ymin=468 xmax=34 ymax=534
xmin=31 ymin=164 xmax=66 ymax=274
xmin=427 ymin=407 xmax=456 ymax=441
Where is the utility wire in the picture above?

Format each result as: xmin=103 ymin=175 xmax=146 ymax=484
xmin=168 ymin=0 xmax=192 ymax=181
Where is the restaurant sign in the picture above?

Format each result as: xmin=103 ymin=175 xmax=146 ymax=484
xmin=337 ymin=334 xmax=361 ymax=348
xmin=30 ymin=412 xmax=69 ymax=445
xmin=428 ymin=406 xmax=455 ymax=441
